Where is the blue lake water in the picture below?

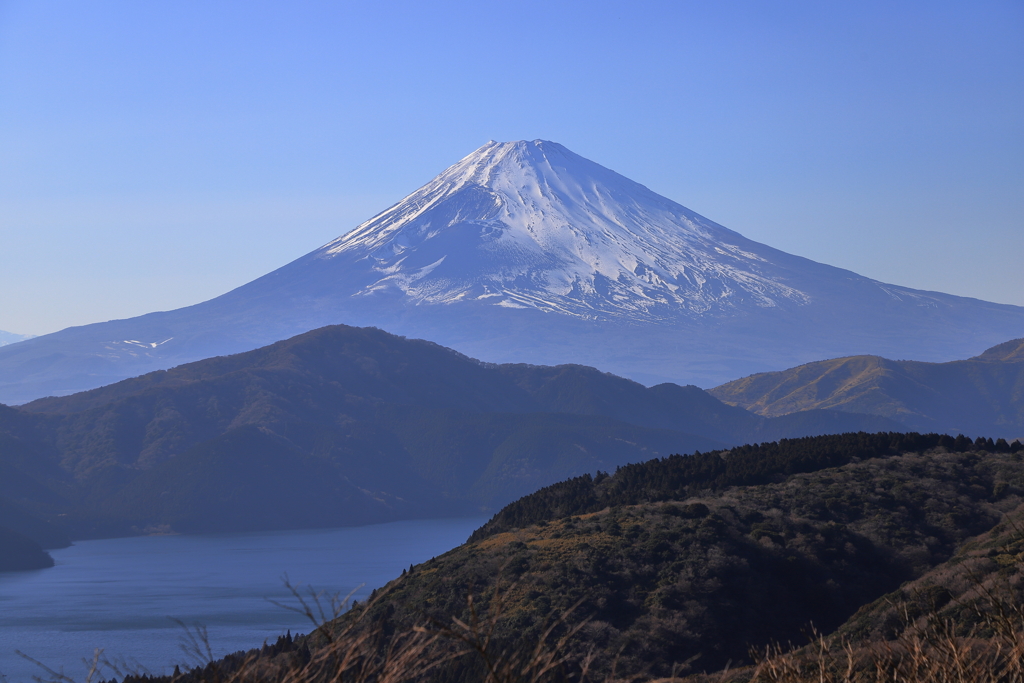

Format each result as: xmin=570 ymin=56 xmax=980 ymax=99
xmin=0 ymin=518 xmax=486 ymax=683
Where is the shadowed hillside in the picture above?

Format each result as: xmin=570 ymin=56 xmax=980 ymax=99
xmin=0 ymin=526 xmax=54 ymax=572
xmin=0 ymin=325 xmax=894 ymax=541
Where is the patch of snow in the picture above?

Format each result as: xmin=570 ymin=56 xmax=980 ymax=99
xmin=108 ymin=338 xmax=176 ymax=353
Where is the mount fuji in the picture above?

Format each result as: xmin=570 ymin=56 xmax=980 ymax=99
xmin=2 ymin=140 xmax=1023 ymax=404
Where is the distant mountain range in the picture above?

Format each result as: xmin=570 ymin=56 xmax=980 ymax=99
xmin=710 ymin=338 xmax=1024 ymax=439
xmin=2 ymin=140 xmax=1022 ymax=404
xmin=0 ymin=324 xmax=895 ymax=544
xmin=0 ymin=330 xmax=33 ymax=347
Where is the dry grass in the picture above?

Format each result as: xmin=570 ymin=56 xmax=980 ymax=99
xmin=20 ymin=578 xmax=1024 ymax=683
xmin=739 ymin=617 xmax=1024 ymax=683
xmin=178 ymin=576 xmax=600 ymax=683
xmin=16 ymin=576 xmax=597 ymax=683
xmin=22 ymin=567 xmax=1024 ymax=683
xmin=684 ymin=564 xmax=1024 ymax=683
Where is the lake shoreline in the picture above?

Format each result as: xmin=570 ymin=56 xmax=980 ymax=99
xmin=0 ymin=517 xmax=486 ymax=683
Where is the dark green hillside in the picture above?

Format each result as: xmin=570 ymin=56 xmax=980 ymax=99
xmin=80 ymin=426 xmax=405 ymax=537
xmin=23 ymin=325 xmax=538 ymax=418
xmin=314 ymin=436 xmax=1024 ymax=680
xmin=711 ymin=337 xmax=1024 ymax=437
xmin=495 ymin=366 xmax=758 ymax=442
xmin=376 ymin=408 xmax=725 ymax=505
xmin=496 ymin=366 xmax=901 ymax=443
xmin=835 ymin=500 xmax=1024 ymax=645
xmin=0 ymin=324 xmax=893 ymax=539
xmin=0 ymin=499 xmax=70 ymax=549
xmin=0 ymin=406 xmax=73 ymax=548
xmin=0 ymin=526 xmax=54 ymax=572
xmin=471 ymin=431 xmax=1007 ymax=540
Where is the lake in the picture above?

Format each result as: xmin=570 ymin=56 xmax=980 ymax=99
xmin=0 ymin=517 xmax=486 ymax=683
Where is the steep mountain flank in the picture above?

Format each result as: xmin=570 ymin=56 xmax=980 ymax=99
xmin=709 ymin=338 xmax=1024 ymax=438
xmin=2 ymin=141 xmax=1023 ymax=403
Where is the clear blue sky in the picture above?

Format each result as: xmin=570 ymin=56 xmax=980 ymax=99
xmin=1 ymin=0 xmax=1021 ymax=336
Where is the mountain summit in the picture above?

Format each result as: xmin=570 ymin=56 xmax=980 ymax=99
xmin=2 ymin=140 xmax=1023 ymax=403
xmin=314 ymin=140 xmax=808 ymax=319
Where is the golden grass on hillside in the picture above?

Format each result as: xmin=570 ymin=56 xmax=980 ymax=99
xmin=736 ymin=616 xmax=1024 ymax=683
xmin=191 ymin=577 xmax=596 ymax=683
xmin=21 ymin=571 xmax=1024 ymax=683
xmin=687 ymin=555 xmax=1024 ymax=683
xmin=27 ymin=576 xmax=596 ymax=683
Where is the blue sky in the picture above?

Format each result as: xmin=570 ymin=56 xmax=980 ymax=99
xmin=1 ymin=0 xmax=1021 ymax=336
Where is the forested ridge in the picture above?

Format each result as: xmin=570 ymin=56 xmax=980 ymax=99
xmin=471 ymin=431 xmax=1022 ymax=541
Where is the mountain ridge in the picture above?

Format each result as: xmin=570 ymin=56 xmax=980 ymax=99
xmin=1 ymin=324 xmax=897 ymax=541
xmin=974 ymin=337 xmax=1024 ymax=362
xmin=2 ymin=140 xmax=1022 ymax=403
xmin=709 ymin=338 xmax=1024 ymax=437
xmin=0 ymin=330 xmax=34 ymax=348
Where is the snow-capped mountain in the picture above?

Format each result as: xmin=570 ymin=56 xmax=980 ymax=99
xmin=317 ymin=140 xmax=808 ymax=319
xmin=2 ymin=140 xmax=1023 ymax=404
